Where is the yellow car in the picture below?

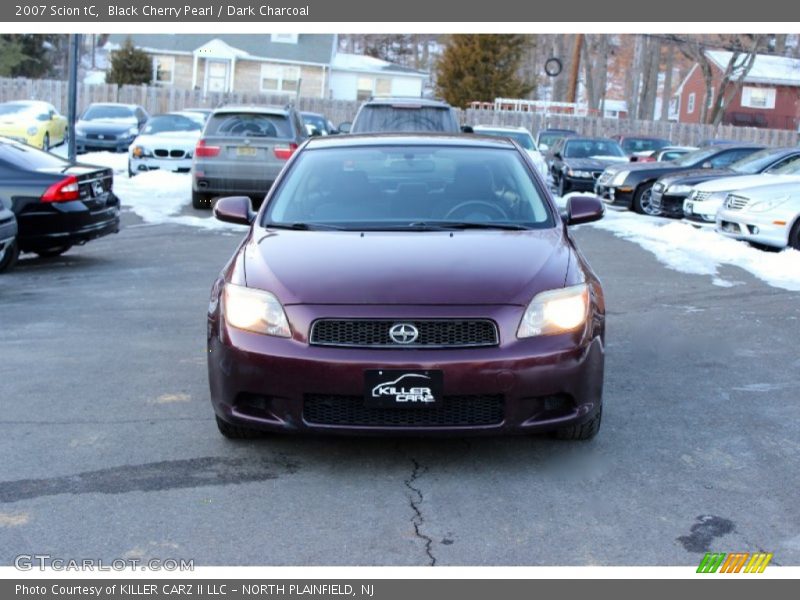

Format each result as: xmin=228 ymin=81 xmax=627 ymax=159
xmin=0 ymin=101 xmax=68 ymax=151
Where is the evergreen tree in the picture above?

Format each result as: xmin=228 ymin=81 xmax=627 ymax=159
xmin=106 ymin=37 xmax=152 ymax=86
xmin=436 ymin=35 xmax=533 ymax=107
xmin=0 ymin=34 xmax=56 ymax=78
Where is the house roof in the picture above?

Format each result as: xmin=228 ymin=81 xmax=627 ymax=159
xmin=331 ymin=53 xmax=427 ymax=78
xmin=107 ymin=34 xmax=336 ymax=65
xmin=705 ymin=50 xmax=800 ymax=87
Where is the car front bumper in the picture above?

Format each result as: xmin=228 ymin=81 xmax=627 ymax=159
xmin=651 ymin=190 xmax=688 ymax=218
xmin=595 ymin=183 xmax=634 ymax=209
xmin=16 ymin=195 xmax=121 ymax=252
xmin=716 ymin=208 xmax=792 ymax=248
xmin=682 ymin=197 xmax=722 ymax=226
xmin=76 ymin=135 xmax=135 ymax=153
xmin=130 ymin=155 xmax=192 ymax=174
xmin=208 ymin=305 xmax=605 ymax=436
xmin=564 ymin=176 xmax=598 ymax=193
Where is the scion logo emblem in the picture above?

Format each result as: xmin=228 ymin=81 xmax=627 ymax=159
xmin=389 ymin=323 xmax=419 ymax=345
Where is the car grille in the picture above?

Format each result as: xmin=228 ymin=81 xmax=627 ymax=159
xmin=597 ymin=170 xmax=614 ymax=185
xmin=690 ymin=190 xmax=712 ymax=202
xmin=725 ymin=194 xmax=750 ymax=210
xmin=309 ymin=319 xmax=499 ymax=348
xmin=154 ymin=149 xmax=188 ymax=158
xmin=303 ymin=394 xmax=504 ymax=427
xmin=87 ymin=133 xmax=118 ymax=140
xmin=591 ymin=171 xmax=603 ymax=180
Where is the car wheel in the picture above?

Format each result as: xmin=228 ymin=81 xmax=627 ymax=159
xmin=633 ymin=183 xmax=660 ymax=216
xmin=34 ymin=245 xmax=72 ymax=258
xmin=192 ymin=191 xmax=211 ymax=210
xmin=557 ymin=175 xmax=569 ymax=197
xmin=788 ymin=219 xmax=800 ymax=251
xmin=215 ymin=416 xmax=266 ymax=440
xmin=554 ymin=406 xmax=602 ymax=441
xmin=42 ymin=133 xmax=50 ymax=152
xmin=0 ymin=239 xmax=19 ymax=273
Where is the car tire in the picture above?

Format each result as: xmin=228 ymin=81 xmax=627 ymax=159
xmin=42 ymin=133 xmax=50 ymax=152
xmin=633 ymin=183 xmax=660 ymax=216
xmin=0 ymin=239 xmax=19 ymax=273
xmin=215 ymin=416 xmax=265 ymax=440
xmin=192 ymin=191 xmax=211 ymax=210
xmin=558 ymin=175 xmax=570 ymax=197
xmin=789 ymin=218 xmax=800 ymax=251
xmin=34 ymin=245 xmax=72 ymax=258
xmin=554 ymin=406 xmax=602 ymax=441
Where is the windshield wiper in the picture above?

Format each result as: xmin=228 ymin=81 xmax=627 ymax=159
xmin=409 ymin=221 xmax=531 ymax=231
xmin=265 ymin=222 xmax=343 ymax=231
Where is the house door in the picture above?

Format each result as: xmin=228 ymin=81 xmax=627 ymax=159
xmin=206 ymin=61 xmax=229 ymax=93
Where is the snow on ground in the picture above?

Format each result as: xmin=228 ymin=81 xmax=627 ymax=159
xmin=562 ymin=192 xmax=800 ymax=292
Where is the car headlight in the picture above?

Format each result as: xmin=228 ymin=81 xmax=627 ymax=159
xmin=131 ymin=145 xmax=151 ymax=158
xmin=75 ymin=127 xmax=85 ymax=136
xmin=610 ymin=170 xmax=629 ymax=186
xmin=222 ymin=283 xmax=291 ymax=337
xmin=748 ymin=196 xmax=790 ymax=213
xmin=26 ymin=126 xmax=38 ymax=136
xmin=125 ymin=126 xmax=139 ymax=137
xmin=667 ymin=184 xmax=693 ymax=195
xmin=517 ymin=283 xmax=589 ymax=338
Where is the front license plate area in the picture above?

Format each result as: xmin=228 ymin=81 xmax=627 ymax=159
xmin=364 ymin=369 xmax=443 ymax=408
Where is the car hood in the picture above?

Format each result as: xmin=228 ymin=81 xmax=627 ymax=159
xmin=243 ymin=229 xmax=571 ymax=305
xmin=132 ymin=131 xmax=201 ymax=149
xmin=77 ymin=120 xmax=137 ymax=134
xmin=565 ymin=157 xmax=629 ymax=170
xmin=0 ymin=119 xmax=36 ymax=134
xmin=603 ymin=161 xmax=682 ymax=177
xmin=693 ymin=173 xmax=800 ymax=193
xmin=728 ymin=180 xmax=800 ymax=201
xmin=658 ymin=168 xmax=734 ymax=187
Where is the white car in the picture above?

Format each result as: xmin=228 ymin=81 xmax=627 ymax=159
xmin=128 ymin=113 xmax=204 ymax=177
xmin=716 ymin=181 xmax=800 ymax=250
xmin=472 ymin=125 xmax=549 ymax=180
xmin=684 ymin=158 xmax=800 ymax=226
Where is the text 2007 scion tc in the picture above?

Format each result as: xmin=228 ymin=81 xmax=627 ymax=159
xmin=207 ymin=134 xmax=606 ymax=439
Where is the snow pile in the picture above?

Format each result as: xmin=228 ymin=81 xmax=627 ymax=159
xmin=588 ymin=209 xmax=800 ymax=292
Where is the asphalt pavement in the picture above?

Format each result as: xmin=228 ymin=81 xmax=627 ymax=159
xmin=0 ymin=208 xmax=798 ymax=566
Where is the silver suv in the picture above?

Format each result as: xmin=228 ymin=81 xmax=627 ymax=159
xmin=341 ymin=97 xmax=465 ymax=134
xmin=191 ymin=105 xmax=308 ymax=209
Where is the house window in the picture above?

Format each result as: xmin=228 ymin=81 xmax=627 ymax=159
xmin=687 ymin=93 xmax=696 ymax=114
xmin=375 ymin=78 xmax=392 ymax=95
xmin=260 ymin=64 xmax=301 ymax=94
xmin=270 ymin=34 xmax=298 ymax=44
xmin=356 ymin=77 xmax=392 ymax=100
xmin=153 ymin=56 xmax=174 ymax=85
xmin=741 ymin=86 xmax=776 ymax=109
xmin=357 ymin=77 xmax=374 ymax=101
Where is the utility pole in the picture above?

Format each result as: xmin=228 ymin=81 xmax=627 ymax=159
xmin=67 ymin=34 xmax=81 ymax=162
xmin=566 ymin=34 xmax=584 ymax=104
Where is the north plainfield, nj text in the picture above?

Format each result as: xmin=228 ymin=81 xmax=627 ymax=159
xmin=107 ymin=4 xmax=311 ymax=18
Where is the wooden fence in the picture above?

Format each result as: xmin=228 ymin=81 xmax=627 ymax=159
xmin=1 ymin=76 xmax=797 ymax=147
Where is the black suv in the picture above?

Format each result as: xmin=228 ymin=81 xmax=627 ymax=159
xmin=341 ymin=97 xmax=465 ymax=134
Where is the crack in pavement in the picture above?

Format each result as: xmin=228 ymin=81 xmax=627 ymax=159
xmin=403 ymin=457 xmax=436 ymax=566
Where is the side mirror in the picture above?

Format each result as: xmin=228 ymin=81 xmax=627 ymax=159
xmin=338 ymin=122 xmax=352 ymax=134
xmin=214 ymin=196 xmax=254 ymax=226
xmin=553 ymin=152 xmax=562 ymax=160
xmin=701 ymin=161 xmax=713 ymax=169
xmin=565 ymin=195 xmax=605 ymax=226
xmin=538 ymin=143 xmax=549 ymax=151
xmin=460 ymin=125 xmax=474 ymax=134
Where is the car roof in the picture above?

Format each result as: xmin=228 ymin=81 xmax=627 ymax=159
xmin=618 ymin=135 xmax=670 ymax=140
xmin=563 ymin=137 xmax=618 ymax=143
xmin=473 ymin=125 xmax=530 ymax=133
xmin=361 ymin=97 xmax=451 ymax=108
xmin=86 ymin=102 xmax=141 ymax=109
xmin=539 ymin=128 xmax=577 ymax=133
xmin=304 ymin=132 xmax=516 ymax=150
xmin=211 ymin=105 xmax=290 ymax=115
xmin=301 ymin=111 xmax=326 ymax=117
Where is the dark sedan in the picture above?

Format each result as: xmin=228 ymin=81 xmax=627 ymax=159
xmin=0 ymin=200 xmax=17 ymax=272
xmin=0 ymin=139 xmax=120 ymax=258
xmin=550 ymin=137 xmax=629 ymax=196
xmin=207 ymin=134 xmax=606 ymax=439
xmin=75 ymin=103 xmax=149 ymax=153
xmin=594 ymin=144 xmax=764 ymax=215
xmin=611 ymin=135 xmax=671 ymax=160
xmin=651 ymin=147 xmax=800 ymax=218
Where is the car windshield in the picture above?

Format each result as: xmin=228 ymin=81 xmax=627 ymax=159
xmin=0 ymin=140 xmax=69 ymax=170
xmin=621 ymin=138 xmax=669 ymax=154
xmin=538 ymin=131 xmax=571 ymax=148
xmin=82 ymin=105 xmax=137 ymax=121
xmin=474 ymin=130 xmax=535 ymax=150
xmin=142 ymin=115 xmax=203 ymax=135
xmin=264 ymin=145 xmax=553 ymax=230
xmin=672 ymin=147 xmax=719 ymax=167
xmin=351 ymin=106 xmax=457 ymax=133
xmin=563 ymin=139 xmax=625 ymax=158
xmin=769 ymin=156 xmax=800 ymax=175
xmin=730 ymin=149 xmax=792 ymax=174
xmin=205 ymin=112 xmax=292 ymax=138
xmin=303 ymin=114 xmax=329 ymax=134
xmin=0 ymin=103 xmax=41 ymax=118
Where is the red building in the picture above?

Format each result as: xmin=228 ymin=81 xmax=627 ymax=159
xmin=670 ymin=50 xmax=800 ymax=131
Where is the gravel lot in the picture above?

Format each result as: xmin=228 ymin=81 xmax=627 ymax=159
xmin=0 ymin=207 xmax=798 ymax=566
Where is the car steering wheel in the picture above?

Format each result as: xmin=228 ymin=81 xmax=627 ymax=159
xmin=443 ymin=201 xmax=508 ymax=221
